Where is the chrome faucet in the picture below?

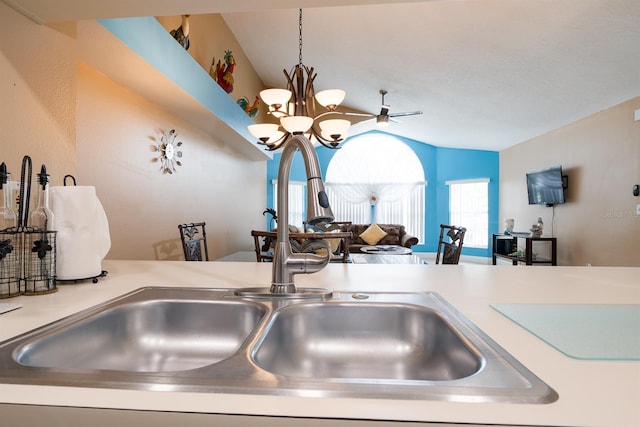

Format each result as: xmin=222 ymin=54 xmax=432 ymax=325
xmin=270 ymin=135 xmax=334 ymax=294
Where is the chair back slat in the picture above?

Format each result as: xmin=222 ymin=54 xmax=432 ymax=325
xmin=435 ymin=224 xmax=466 ymax=265
xmin=178 ymin=222 xmax=209 ymax=261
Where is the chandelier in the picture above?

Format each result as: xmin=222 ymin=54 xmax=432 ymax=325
xmin=248 ymin=9 xmax=351 ymax=150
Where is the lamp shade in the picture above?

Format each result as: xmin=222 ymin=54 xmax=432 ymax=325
xmin=281 ymin=116 xmax=313 ymax=134
xmin=319 ymin=119 xmax=350 ymax=140
xmin=259 ymin=89 xmax=292 ymax=109
xmin=265 ymin=130 xmax=285 ymax=146
xmin=315 ymin=89 xmax=346 ymax=109
xmin=248 ymin=123 xmax=280 ymax=141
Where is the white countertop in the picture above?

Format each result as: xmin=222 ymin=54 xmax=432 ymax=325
xmin=1 ymin=260 xmax=639 ymax=426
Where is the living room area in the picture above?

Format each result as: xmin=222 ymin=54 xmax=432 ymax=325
xmin=93 ymin=9 xmax=640 ymax=268
xmin=262 ymin=93 xmax=639 ymax=267
xmin=229 ymin=92 xmax=640 ymax=267
xmin=260 ymin=130 xmax=498 ymax=264
xmin=1 ymin=2 xmax=638 ymax=267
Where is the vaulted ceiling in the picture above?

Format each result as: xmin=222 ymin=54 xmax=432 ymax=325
xmin=4 ymin=0 xmax=640 ymax=151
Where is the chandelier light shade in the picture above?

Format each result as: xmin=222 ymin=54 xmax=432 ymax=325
xmin=259 ymin=89 xmax=292 ymax=114
xmin=249 ymin=9 xmax=351 ymax=150
xmin=248 ymin=123 xmax=279 ymax=142
xmin=280 ymin=116 xmax=314 ymax=134
xmin=315 ymin=89 xmax=346 ymax=110
xmin=319 ymin=119 xmax=351 ymax=141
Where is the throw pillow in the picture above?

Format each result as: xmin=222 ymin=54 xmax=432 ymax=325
xmin=378 ymin=225 xmax=400 ymax=245
xmin=359 ymin=223 xmax=388 ymax=246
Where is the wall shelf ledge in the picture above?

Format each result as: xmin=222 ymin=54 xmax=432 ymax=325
xmin=77 ymin=17 xmax=270 ymax=161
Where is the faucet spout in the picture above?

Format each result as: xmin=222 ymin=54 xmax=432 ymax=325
xmin=271 ymin=135 xmax=334 ymax=294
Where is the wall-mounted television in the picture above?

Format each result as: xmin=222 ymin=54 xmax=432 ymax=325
xmin=526 ymin=166 xmax=567 ymax=206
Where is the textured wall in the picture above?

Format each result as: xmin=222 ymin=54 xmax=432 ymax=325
xmin=500 ymin=97 xmax=640 ymax=266
xmin=76 ymin=63 xmax=266 ymax=260
xmin=1 ymin=3 xmax=268 ymax=260
xmin=0 ymin=2 xmax=76 ymax=185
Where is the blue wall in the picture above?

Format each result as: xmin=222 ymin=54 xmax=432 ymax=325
xmin=266 ymin=130 xmax=499 ymax=258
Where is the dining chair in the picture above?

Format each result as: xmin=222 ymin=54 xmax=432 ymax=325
xmin=435 ymin=224 xmax=467 ymax=264
xmin=251 ymin=230 xmax=275 ymax=262
xmin=178 ymin=222 xmax=209 ymax=261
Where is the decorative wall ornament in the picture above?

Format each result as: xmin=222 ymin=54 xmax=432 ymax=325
xmin=170 ymin=15 xmax=191 ymax=50
xmin=504 ymin=218 xmax=514 ymax=235
xmin=530 ymin=217 xmax=544 ymax=237
xmin=154 ymin=129 xmax=183 ymax=174
xmin=210 ymin=50 xmax=235 ymax=93
xmin=237 ymin=96 xmax=260 ymax=117
xmin=262 ymin=208 xmax=277 ymax=230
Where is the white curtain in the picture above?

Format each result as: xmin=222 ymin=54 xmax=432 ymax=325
xmin=325 ymin=134 xmax=426 ymax=242
xmin=326 ymin=182 xmax=424 ymax=223
xmin=447 ymin=179 xmax=489 ymax=248
xmin=272 ymin=180 xmax=306 ymax=229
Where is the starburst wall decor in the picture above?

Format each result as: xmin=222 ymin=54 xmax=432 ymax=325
xmin=154 ymin=129 xmax=183 ymax=174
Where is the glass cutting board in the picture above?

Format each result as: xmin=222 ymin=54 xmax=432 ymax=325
xmin=0 ymin=303 xmax=21 ymax=315
xmin=491 ymin=304 xmax=640 ymax=361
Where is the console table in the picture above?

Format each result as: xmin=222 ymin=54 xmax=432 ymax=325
xmin=492 ymin=234 xmax=557 ymax=266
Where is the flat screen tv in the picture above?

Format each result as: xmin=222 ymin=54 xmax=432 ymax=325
xmin=526 ymin=166 xmax=566 ymax=206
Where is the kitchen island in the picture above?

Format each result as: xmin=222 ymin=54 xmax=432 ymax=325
xmin=0 ymin=260 xmax=638 ymax=426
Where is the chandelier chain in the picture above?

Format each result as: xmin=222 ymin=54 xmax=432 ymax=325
xmin=298 ymin=9 xmax=303 ymax=66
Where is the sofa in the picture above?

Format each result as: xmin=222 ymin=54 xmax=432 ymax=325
xmin=251 ymin=229 xmax=353 ymax=263
xmin=334 ymin=223 xmax=418 ymax=254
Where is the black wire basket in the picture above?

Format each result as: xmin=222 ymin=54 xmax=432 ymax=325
xmin=0 ymin=228 xmax=21 ymax=298
xmin=22 ymin=227 xmax=57 ymax=295
xmin=0 ymin=227 xmax=57 ymax=296
xmin=1 ymin=156 xmax=58 ymax=296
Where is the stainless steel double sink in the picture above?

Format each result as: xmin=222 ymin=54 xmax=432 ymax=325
xmin=0 ymin=287 xmax=557 ymax=403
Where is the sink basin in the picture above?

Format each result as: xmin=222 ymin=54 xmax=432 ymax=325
xmin=253 ymin=303 xmax=481 ymax=381
xmin=0 ymin=288 xmax=557 ymax=403
xmin=15 ymin=297 xmax=266 ymax=372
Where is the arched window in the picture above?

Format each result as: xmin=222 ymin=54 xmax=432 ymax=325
xmin=325 ymin=133 xmax=426 ymax=242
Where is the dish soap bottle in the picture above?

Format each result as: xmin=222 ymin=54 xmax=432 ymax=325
xmin=29 ymin=165 xmax=54 ymax=231
xmin=0 ymin=162 xmax=17 ymax=231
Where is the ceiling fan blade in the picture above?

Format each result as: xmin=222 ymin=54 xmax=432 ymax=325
xmin=388 ymin=111 xmax=423 ymax=118
xmin=343 ymin=112 xmax=375 ymax=118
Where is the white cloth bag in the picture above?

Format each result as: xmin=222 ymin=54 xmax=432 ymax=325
xmin=50 ymin=186 xmax=111 ymax=280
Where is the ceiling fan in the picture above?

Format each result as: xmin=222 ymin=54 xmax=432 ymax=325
xmin=349 ymin=89 xmax=423 ymax=127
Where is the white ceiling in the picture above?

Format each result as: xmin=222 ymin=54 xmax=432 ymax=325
xmin=4 ymin=0 xmax=640 ymax=151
